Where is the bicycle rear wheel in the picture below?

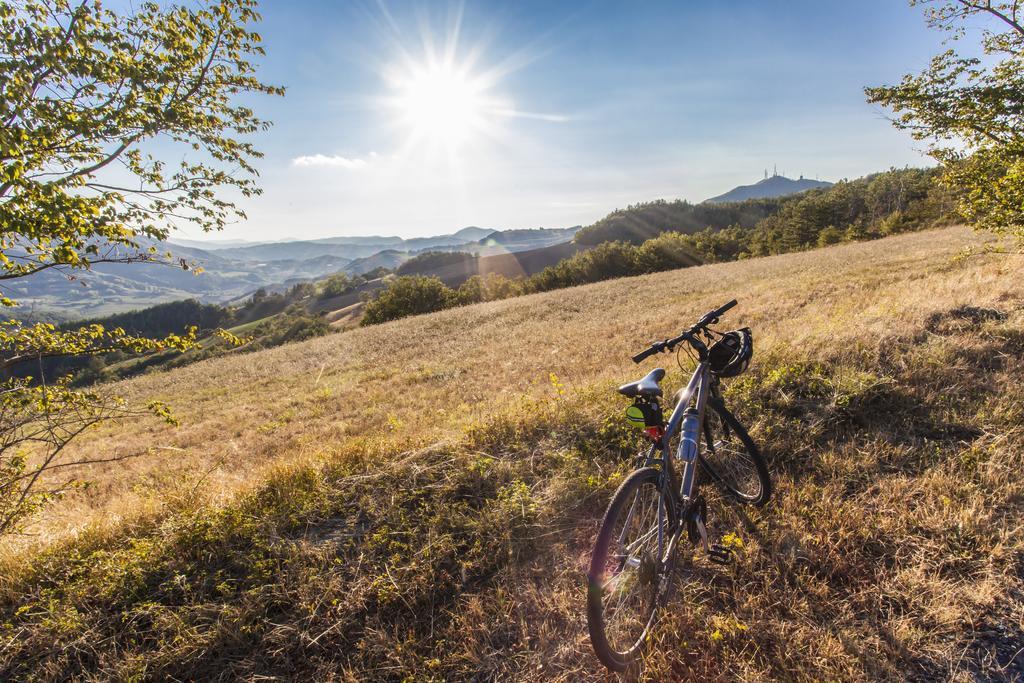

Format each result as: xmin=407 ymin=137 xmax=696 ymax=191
xmin=699 ymin=399 xmax=771 ymax=506
xmin=587 ymin=467 xmax=676 ymax=672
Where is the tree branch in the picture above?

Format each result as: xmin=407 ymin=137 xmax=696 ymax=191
xmin=955 ymin=0 xmax=1024 ymax=36
xmin=0 ymin=255 xmax=159 ymax=282
xmin=59 ymin=136 xmax=140 ymax=184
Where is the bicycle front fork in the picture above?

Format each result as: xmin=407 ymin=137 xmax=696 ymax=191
xmin=676 ymin=409 xmax=732 ymax=565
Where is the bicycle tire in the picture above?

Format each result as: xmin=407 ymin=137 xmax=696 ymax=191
xmin=698 ymin=400 xmax=771 ymax=506
xmin=586 ymin=467 xmax=677 ymax=672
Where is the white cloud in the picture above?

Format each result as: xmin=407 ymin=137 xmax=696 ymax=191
xmin=291 ymin=154 xmax=369 ymax=169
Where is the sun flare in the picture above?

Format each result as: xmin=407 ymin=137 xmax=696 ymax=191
xmin=390 ymin=58 xmax=493 ymax=149
xmin=381 ymin=22 xmax=562 ymax=156
xmin=397 ymin=63 xmax=486 ymax=146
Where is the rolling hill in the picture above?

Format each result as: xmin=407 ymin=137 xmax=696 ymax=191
xmin=395 ymin=240 xmax=591 ymax=285
xmin=8 ymin=226 xmax=578 ymax=318
xmin=162 ymin=237 xmax=269 ymax=250
xmin=705 ymin=174 xmax=833 ymax=203
xmin=2 ymin=226 xmax=1021 ymax=681
xmin=477 ymin=226 xmax=580 ymax=249
xmin=300 ymin=241 xmax=595 ymax=323
xmin=183 ymin=226 xmax=562 ymax=263
xmin=343 ymin=248 xmax=408 ymax=276
xmin=0 ymin=240 xmax=350 ymax=318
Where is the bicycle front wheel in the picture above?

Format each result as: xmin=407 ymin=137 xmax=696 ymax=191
xmin=699 ymin=399 xmax=771 ymax=506
xmin=587 ymin=467 xmax=676 ymax=672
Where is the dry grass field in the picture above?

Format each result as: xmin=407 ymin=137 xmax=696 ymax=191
xmin=1 ymin=225 xmax=1022 ymax=681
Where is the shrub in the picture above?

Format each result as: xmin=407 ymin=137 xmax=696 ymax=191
xmin=636 ymin=231 xmax=704 ymax=270
xmin=254 ymin=305 xmax=330 ymax=345
xmin=817 ymin=225 xmax=845 ymax=246
xmin=320 ymin=274 xmax=356 ymax=299
xmin=359 ymin=168 xmax=958 ymax=327
xmin=362 ymin=276 xmax=457 ymax=325
xmin=527 ymin=241 xmax=637 ymax=292
xmin=454 ymin=273 xmax=525 ymax=305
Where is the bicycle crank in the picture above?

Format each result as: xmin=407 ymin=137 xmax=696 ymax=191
xmin=687 ymin=498 xmax=733 ymax=566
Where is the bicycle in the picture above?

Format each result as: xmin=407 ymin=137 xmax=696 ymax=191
xmin=586 ymin=299 xmax=771 ymax=672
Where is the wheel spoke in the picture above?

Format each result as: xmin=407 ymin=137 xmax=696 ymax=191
xmin=596 ymin=478 xmax=665 ymax=655
xmin=701 ymin=406 xmax=764 ymax=500
xmin=615 ymin=490 xmax=641 ymax=549
xmin=623 ymin=522 xmax=660 ymax=555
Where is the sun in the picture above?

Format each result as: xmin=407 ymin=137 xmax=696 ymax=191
xmin=393 ymin=60 xmax=490 ymax=147
xmin=379 ymin=21 xmax=561 ymax=155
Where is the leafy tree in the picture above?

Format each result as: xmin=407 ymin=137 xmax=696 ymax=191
xmin=0 ymin=0 xmax=278 ymax=533
xmin=478 ymin=272 xmax=524 ymax=300
xmin=454 ymin=273 xmax=523 ymax=305
xmin=453 ymin=274 xmax=486 ymax=305
xmin=361 ymin=276 xmax=457 ymax=325
xmin=527 ymin=242 xmax=635 ymax=291
xmin=817 ymin=226 xmax=845 ymax=247
xmin=320 ymin=273 xmax=356 ymax=299
xmin=866 ymin=1 xmax=1024 ymax=239
xmin=636 ymin=231 xmax=708 ymax=269
xmin=289 ymin=282 xmax=317 ymax=300
xmin=747 ymin=169 xmax=950 ymax=255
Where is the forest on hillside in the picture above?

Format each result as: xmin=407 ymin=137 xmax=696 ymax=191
xmin=574 ymin=167 xmax=951 ymax=250
xmin=361 ymin=167 xmax=957 ymax=324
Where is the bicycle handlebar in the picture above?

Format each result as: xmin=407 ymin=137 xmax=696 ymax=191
xmin=630 ymin=299 xmax=738 ymax=364
xmin=630 ymin=344 xmax=663 ymax=364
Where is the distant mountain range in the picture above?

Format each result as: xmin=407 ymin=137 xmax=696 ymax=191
xmin=704 ymin=174 xmax=832 ymax=203
xmin=166 ymin=237 xmax=263 ymax=250
xmin=9 ymin=226 xmax=581 ymax=318
xmin=189 ymin=227 xmax=502 ymax=263
xmin=168 ymin=226 xmax=497 ymax=256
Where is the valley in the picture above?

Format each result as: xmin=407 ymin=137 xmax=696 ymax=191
xmin=4 ymin=226 xmax=581 ymax=318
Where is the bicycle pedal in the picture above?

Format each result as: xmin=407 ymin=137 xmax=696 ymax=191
xmin=707 ymin=543 xmax=732 ymax=565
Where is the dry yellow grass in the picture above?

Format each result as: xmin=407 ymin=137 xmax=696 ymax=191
xmin=3 ymin=225 xmax=1022 ymax=682
xmin=12 ymin=225 xmax=1013 ymax=549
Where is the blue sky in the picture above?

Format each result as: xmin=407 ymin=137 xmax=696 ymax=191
xmin=190 ymin=0 xmax=948 ymax=242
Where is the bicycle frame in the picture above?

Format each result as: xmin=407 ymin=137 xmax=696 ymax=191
xmin=631 ymin=360 xmax=713 ymax=566
xmin=639 ymin=360 xmax=712 ymax=501
xmin=664 ymin=360 xmax=712 ymax=502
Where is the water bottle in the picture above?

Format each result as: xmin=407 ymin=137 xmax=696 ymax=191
xmin=678 ymin=408 xmax=700 ymax=463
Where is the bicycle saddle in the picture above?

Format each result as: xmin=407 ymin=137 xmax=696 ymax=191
xmin=617 ymin=368 xmax=665 ymax=398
